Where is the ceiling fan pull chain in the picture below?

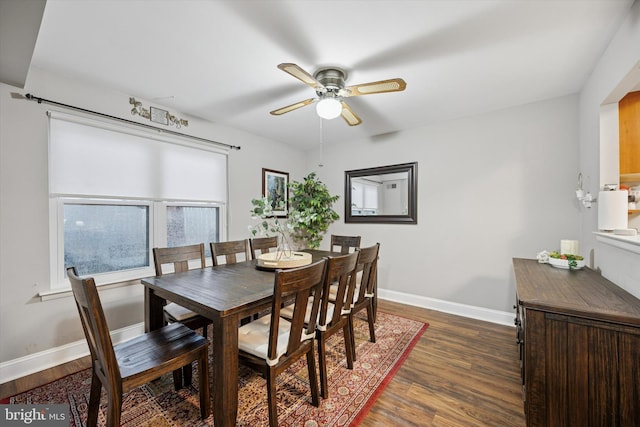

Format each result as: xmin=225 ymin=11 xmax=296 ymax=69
xmin=318 ymin=117 xmax=324 ymax=168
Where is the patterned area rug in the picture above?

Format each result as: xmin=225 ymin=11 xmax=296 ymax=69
xmin=5 ymin=311 xmax=427 ymax=426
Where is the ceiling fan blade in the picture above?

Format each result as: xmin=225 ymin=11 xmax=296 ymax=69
xmin=270 ymin=98 xmax=317 ymax=115
xmin=340 ymin=102 xmax=362 ymax=126
xmin=277 ymin=63 xmax=324 ymax=90
xmin=343 ymin=78 xmax=407 ymax=97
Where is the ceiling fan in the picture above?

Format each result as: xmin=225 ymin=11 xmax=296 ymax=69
xmin=270 ymin=63 xmax=406 ymax=126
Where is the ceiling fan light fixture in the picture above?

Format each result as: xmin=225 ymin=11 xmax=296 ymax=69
xmin=316 ymin=97 xmax=342 ymax=120
xmin=271 ymin=63 xmax=406 ymax=126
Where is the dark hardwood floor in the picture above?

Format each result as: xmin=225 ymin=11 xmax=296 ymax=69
xmin=361 ymin=300 xmax=525 ymax=426
xmin=0 ymin=299 xmax=526 ymax=426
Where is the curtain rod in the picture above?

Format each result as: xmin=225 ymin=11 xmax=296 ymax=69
xmin=20 ymin=93 xmax=241 ymax=151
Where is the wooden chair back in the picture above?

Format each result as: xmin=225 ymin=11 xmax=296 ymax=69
xmin=153 ymin=243 xmax=205 ymax=275
xmin=249 ymin=236 xmax=279 ymax=259
xmin=316 ymin=251 xmax=360 ymax=398
xmin=68 ymin=266 xmax=121 ymax=387
xmin=319 ymin=251 xmax=360 ymax=330
xmin=210 ymin=239 xmax=251 ymax=266
xmin=346 ymin=243 xmax=381 ymax=362
xmin=330 ymin=234 xmax=361 ymax=254
xmin=269 ymin=259 xmax=327 ymax=363
xmin=354 ymin=243 xmax=380 ymax=304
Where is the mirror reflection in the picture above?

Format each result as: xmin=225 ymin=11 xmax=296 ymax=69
xmin=351 ymin=172 xmax=409 ymax=216
xmin=345 ymin=162 xmax=417 ymax=224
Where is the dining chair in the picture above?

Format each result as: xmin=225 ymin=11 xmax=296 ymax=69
xmin=152 ymin=244 xmax=211 ymax=339
xmin=153 ymin=243 xmax=211 ymax=388
xmin=281 ymin=251 xmax=360 ymax=398
xmin=237 ymin=259 xmax=327 ymax=427
xmin=210 ymin=239 xmax=251 ymax=266
xmin=249 ymin=236 xmax=279 ymax=259
xmin=211 ymin=239 xmax=257 ymax=324
xmin=67 ymin=267 xmax=211 ymax=427
xmin=345 ymin=243 xmax=380 ymax=361
xmin=315 ymin=251 xmax=360 ymax=398
xmin=330 ymin=234 xmax=361 ymax=254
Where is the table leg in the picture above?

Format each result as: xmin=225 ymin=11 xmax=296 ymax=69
xmin=144 ymin=287 xmax=165 ymax=332
xmin=211 ymin=313 xmax=240 ymax=427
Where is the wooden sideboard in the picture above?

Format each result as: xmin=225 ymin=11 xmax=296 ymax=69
xmin=513 ymin=258 xmax=640 ymax=427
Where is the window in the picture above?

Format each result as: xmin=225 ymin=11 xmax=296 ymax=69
xmin=64 ymin=201 xmax=150 ymax=276
xmin=48 ymin=111 xmax=228 ymax=289
xmin=57 ymin=199 xmax=222 ymax=284
xmin=166 ymin=204 xmax=220 ymax=258
xmin=351 ymin=181 xmax=380 ymax=215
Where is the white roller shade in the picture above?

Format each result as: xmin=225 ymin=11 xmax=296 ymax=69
xmin=48 ymin=111 xmax=227 ymax=202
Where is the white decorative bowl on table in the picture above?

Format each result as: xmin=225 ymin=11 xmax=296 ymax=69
xmin=256 ymin=251 xmax=312 ymax=270
xmin=548 ymin=257 xmax=585 ymax=270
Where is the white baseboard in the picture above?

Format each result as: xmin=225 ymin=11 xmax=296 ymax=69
xmin=378 ymin=289 xmax=516 ymax=327
xmin=0 ymin=323 xmax=145 ymax=385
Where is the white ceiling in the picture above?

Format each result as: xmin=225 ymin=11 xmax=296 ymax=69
xmin=24 ymin=0 xmax=634 ymax=149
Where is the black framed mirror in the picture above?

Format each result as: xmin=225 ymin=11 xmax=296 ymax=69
xmin=345 ymin=162 xmax=417 ymax=224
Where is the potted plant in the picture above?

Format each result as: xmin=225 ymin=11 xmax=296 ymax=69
xmin=288 ymin=172 xmax=340 ymax=249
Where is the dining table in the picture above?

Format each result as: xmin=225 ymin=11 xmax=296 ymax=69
xmin=141 ymin=249 xmax=340 ymax=427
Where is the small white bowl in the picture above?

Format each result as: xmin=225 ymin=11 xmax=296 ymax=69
xmin=548 ymin=257 xmax=585 ymax=270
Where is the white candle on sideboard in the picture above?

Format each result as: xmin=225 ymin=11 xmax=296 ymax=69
xmin=560 ymin=240 xmax=579 ymax=255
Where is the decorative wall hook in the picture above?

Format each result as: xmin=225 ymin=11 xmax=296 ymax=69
xmin=576 ymin=172 xmax=597 ymax=208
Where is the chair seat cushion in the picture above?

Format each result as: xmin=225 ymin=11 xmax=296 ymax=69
xmin=164 ymin=302 xmax=199 ymax=321
xmin=280 ymin=297 xmax=335 ymax=327
xmin=328 ymin=283 xmax=357 ymax=302
xmin=239 ymin=316 xmax=312 ymax=366
xmin=328 ymin=271 xmax=368 ymax=303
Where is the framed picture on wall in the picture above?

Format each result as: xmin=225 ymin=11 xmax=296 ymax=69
xmin=262 ymin=168 xmax=289 ymax=217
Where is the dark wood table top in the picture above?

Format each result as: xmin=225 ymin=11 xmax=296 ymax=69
xmin=141 ymin=250 xmax=336 ymax=318
xmin=513 ymin=257 xmax=640 ymax=327
xmin=142 ymin=260 xmax=273 ymax=316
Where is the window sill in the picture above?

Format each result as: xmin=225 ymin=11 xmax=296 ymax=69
xmin=594 ymin=231 xmax=640 ymax=255
xmin=38 ymin=278 xmax=143 ymax=301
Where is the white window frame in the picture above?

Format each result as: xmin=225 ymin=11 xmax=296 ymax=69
xmin=51 ymin=197 xmax=155 ymax=288
xmin=50 ymin=198 xmax=226 ymax=289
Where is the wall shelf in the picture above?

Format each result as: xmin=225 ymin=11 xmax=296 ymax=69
xmin=594 ymin=232 xmax=640 ymax=255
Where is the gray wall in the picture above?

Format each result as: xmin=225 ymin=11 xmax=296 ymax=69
xmin=309 ymin=94 xmax=580 ymax=313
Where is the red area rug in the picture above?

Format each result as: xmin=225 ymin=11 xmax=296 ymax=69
xmin=4 ymin=311 xmax=427 ymax=426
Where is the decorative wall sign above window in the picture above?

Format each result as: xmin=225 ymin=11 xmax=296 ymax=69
xmin=129 ymin=97 xmax=188 ymax=128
